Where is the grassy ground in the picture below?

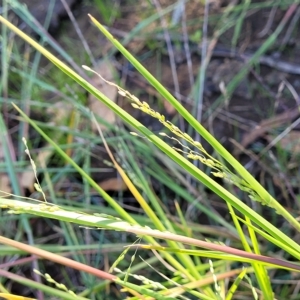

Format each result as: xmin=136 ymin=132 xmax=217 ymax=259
xmin=1 ymin=0 xmax=300 ymax=299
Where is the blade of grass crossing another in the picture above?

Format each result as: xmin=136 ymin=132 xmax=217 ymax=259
xmin=87 ymin=14 xmax=300 ymax=233
xmin=228 ymin=204 xmax=273 ymax=299
xmin=11 ymin=103 xmax=217 ymax=296
xmin=246 ymin=215 xmax=273 ymax=299
xmin=2 ymin=16 xmax=300 ymax=261
xmin=225 ymin=268 xmax=247 ymax=300
xmin=95 ymin=124 xmax=214 ymax=294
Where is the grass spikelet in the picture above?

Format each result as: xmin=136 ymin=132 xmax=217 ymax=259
xmin=34 ymin=270 xmax=78 ymax=298
xmin=209 ymin=260 xmax=222 ymax=299
xmin=22 ymin=138 xmax=47 ymax=203
xmin=80 ymin=69 xmax=277 ymax=208
xmin=114 ymin=268 xmax=167 ymax=291
xmin=110 ymin=238 xmax=140 ymax=274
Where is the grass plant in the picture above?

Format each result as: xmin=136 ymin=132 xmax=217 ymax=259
xmin=1 ymin=1 xmax=300 ymax=299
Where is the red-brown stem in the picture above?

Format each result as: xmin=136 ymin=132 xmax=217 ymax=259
xmin=0 ymin=236 xmax=116 ymax=281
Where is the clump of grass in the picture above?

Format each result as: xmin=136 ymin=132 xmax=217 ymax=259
xmin=82 ymin=65 xmax=266 ymax=206
xmin=1 ymin=4 xmax=300 ymax=300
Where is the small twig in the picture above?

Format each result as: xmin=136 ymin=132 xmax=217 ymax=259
xmin=234 ymin=106 xmax=300 ymax=155
xmin=281 ymin=5 xmax=300 ymax=48
xmin=249 ymin=68 xmax=277 ymax=98
xmin=19 ymin=4 xmax=90 ymax=81
xmin=283 ymin=79 xmax=300 ymax=105
xmin=181 ymin=4 xmax=194 ymax=88
xmin=256 ymin=116 xmax=300 ymax=159
xmin=244 ymin=116 xmax=300 ymax=171
xmin=59 ymin=0 xmax=97 ymax=66
xmin=257 ymin=6 xmax=277 ymax=38
xmin=152 ymin=0 xmax=181 ymax=102
xmin=195 ymin=0 xmax=210 ymax=129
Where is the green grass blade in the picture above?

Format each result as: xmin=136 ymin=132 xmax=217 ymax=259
xmin=0 ymin=269 xmax=89 ymax=300
xmin=2 ymin=15 xmax=300 ymax=263
xmin=225 ymin=268 xmax=247 ymax=300
xmin=2 ymin=199 xmax=300 ymax=273
xmin=10 ymin=103 xmax=209 ymax=286
xmin=87 ymin=14 xmax=300 ymax=233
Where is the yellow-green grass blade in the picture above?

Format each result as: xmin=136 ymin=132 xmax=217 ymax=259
xmin=225 ymin=268 xmax=247 ymax=300
xmin=1 ymin=199 xmax=300 ymax=274
xmin=88 ymin=14 xmax=300 ymax=233
xmin=1 ymin=16 xmax=300 ymax=261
